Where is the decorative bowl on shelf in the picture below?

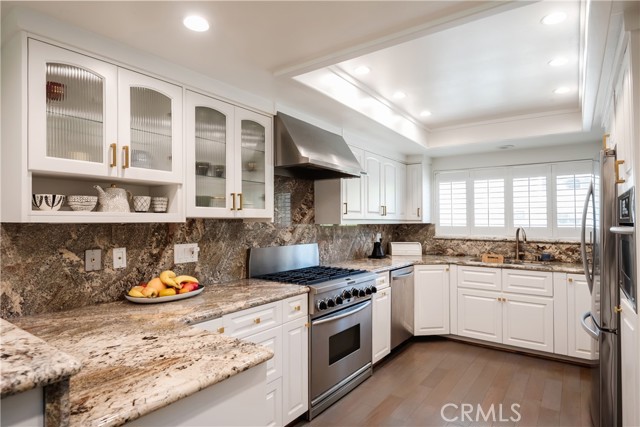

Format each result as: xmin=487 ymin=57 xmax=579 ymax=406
xmin=195 ymin=162 xmax=210 ymax=176
xmin=151 ymin=196 xmax=168 ymax=212
xmin=133 ymin=196 xmax=151 ymax=212
xmin=67 ymin=195 xmax=98 ymax=212
xmin=209 ymin=165 xmax=225 ymax=178
xmin=32 ymin=194 xmax=66 ymax=211
xmin=246 ymin=161 xmax=257 ymax=172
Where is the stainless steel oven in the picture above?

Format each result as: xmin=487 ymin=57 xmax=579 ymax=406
xmin=612 ymin=187 xmax=636 ymax=311
xmin=310 ymin=299 xmax=372 ymax=418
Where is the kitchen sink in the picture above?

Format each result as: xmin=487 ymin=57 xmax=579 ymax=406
xmin=468 ymin=257 xmax=550 ymax=266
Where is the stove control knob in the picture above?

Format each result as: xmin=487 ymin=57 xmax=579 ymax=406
xmin=351 ymin=288 xmax=359 ymax=298
xmin=317 ymin=300 xmax=328 ymax=311
xmin=358 ymin=289 xmax=366 ymax=297
xmin=335 ymin=295 xmax=344 ymax=305
xmin=365 ymin=287 xmax=372 ymax=295
xmin=342 ymin=290 xmax=352 ymax=299
xmin=327 ymin=298 xmax=336 ymax=308
xmin=371 ymin=285 xmax=377 ymax=294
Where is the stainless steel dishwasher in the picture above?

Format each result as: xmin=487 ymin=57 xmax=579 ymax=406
xmin=390 ymin=266 xmax=414 ymax=350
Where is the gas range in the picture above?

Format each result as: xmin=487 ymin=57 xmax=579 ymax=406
xmin=254 ymin=265 xmax=377 ymax=318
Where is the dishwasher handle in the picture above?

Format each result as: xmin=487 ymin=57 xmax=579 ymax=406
xmin=392 ymin=272 xmax=414 ymax=280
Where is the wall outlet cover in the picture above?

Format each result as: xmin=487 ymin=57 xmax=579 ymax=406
xmin=85 ymin=249 xmax=102 ymax=272
xmin=113 ymin=248 xmax=127 ymax=269
xmin=174 ymin=243 xmax=199 ymax=264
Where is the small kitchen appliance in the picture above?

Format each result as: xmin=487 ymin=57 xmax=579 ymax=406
xmin=369 ymin=233 xmax=385 ymax=259
xmin=248 ymin=243 xmax=377 ymax=420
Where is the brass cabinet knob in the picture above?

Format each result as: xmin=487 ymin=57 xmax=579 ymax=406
xmin=615 ymin=306 xmax=623 ymax=313
xmin=294 ymin=305 xmax=301 ymax=311
xmin=254 ymin=317 xmax=261 ymax=324
xmin=217 ymin=327 xmax=225 ymax=334
xmin=568 ymin=277 xmax=573 ymax=283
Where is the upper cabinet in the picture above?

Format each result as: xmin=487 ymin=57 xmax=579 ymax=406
xmin=185 ymin=90 xmax=273 ymax=219
xmin=342 ymin=146 xmax=366 ymax=219
xmin=28 ymin=40 xmax=183 ymax=183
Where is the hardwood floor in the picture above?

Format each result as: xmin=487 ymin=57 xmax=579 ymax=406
xmin=296 ymin=338 xmax=593 ymax=427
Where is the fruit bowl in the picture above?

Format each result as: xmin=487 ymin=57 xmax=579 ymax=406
xmin=125 ymin=284 xmax=204 ymax=304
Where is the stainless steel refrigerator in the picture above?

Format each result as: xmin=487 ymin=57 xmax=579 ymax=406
xmin=580 ymin=149 xmax=622 ymax=427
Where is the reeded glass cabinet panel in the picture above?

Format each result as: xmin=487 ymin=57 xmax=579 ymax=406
xmin=46 ymin=63 xmax=104 ymax=163
xmin=129 ymin=87 xmax=172 ymax=171
xmin=240 ymin=120 xmax=266 ymax=210
xmin=194 ymin=106 xmax=228 ymax=208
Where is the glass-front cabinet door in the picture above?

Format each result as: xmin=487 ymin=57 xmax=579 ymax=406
xmin=117 ymin=69 xmax=182 ymax=183
xmin=28 ymin=39 xmax=118 ymax=177
xmin=186 ymin=90 xmax=235 ymax=217
xmin=234 ymin=109 xmax=273 ymax=218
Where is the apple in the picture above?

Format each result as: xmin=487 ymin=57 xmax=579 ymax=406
xmin=146 ymin=277 xmax=166 ymax=292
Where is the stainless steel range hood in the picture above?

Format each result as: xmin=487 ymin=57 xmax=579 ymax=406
xmin=274 ymin=112 xmax=363 ymax=180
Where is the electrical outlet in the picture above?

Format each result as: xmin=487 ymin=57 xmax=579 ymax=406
xmin=174 ymin=243 xmax=199 ymax=264
xmin=85 ymin=249 xmax=102 ymax=272
xmin=113 ymin=248 xmax=126 ymax=269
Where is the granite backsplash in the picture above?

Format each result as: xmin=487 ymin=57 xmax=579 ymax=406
xmin=1 ymin=177 xmax=582 ymax=318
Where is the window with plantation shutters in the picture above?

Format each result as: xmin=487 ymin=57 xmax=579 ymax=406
xmin=555 ymin=173 xmax=593 ymax=228
xmin=473 ymin=178 xmax=505 ymax=227
xmin=513 ymin=176 xmax=547 ymax=227
xmin=439 ymin=181 xmax=467 ymax=227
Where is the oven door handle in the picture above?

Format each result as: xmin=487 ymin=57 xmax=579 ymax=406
xmin=610 ymin=226 xmax=634 ymax=235
xmin=312 ymin=300 xmax=371 ymax=326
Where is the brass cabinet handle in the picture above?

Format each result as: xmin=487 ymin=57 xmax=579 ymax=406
xmin=445 ymin=267 xmax=450 ymax=272
xmin=294 ymin=305 xmax=301 ymax=311
xmin=615 ymin=160 xmax=626 ymax=184
xmin=110 ymin=143 xmax=117 ymax=167
xmin=238 ymin=193 xmax=243 ymax=210
xmin=122 ymin=146 xmax=130 ymax=168
xmin=497 ymin=297 xmax=501 ymax=302
xmin=343 ymin=202 xmax=348 ymax=215
xmin=382 ymin=205 xmax=387 ymax=216
xmin=305 ymin=322 xmax=310 ymax=328
xmin=614 ymin=306 xmax=623 ymax=313
xmin=602 ymin=134 xmax=610 ymax=150
xmin=503 ymin=297 xmax=507 ymax=302
xmin=417 ymin=207 xmax=420 ymax=217
xmin=231 ymin=193 xmax=236 ymax=210
xmin=217 ymin=327 xmax=225 ymax=334
xmin=568 ymin=277 xmax=573 ymax=283
xmin=254 ymin=317 xmax=261 ymax=324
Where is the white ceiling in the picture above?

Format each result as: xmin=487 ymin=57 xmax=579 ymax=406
xmin=1 ymin=1 xmax=600 ymax=157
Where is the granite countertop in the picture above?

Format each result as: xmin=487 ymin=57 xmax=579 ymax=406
xmin=333 ymin=255 xmax=584 ymax=274
xmin=8 ymin=279 xmax=309 ymax=427
xmin=0 ymin=319 xmax=81 ymax=398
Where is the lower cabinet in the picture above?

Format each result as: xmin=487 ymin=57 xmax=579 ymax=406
xmin=620 ymin=295 xmax=639 ymax=427
xmin=414 ymin=265 xmax=450 ymax=335
xmin=0 ymin=386 xmax=44 ymax=427
xmin=457 ymin=288 xmax=503 ymax=344
xmin=195 ymin=295 xmax=309 ymax=426
xmin=566 ymin=274 xmax=597 ymax=359
xmin=372 ymin=272 xmax=391 ymax=364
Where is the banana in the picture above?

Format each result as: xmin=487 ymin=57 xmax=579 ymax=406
xmin=128 ymin=289 xmax=144 ymax=297
xmin=175 ymin=275 xmax=199 ymax=285
xmin=159 ymin=270 xmax=179 ymax=288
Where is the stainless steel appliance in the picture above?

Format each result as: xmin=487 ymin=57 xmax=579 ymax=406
xmin=612 ymin=188 xmax=636 ymax=311
xmin=390 ymin=266 xmax=414 ymax=350
xmin=580 ymin=149 xmax=622 ymax=427
xmin=248 ymin=243 xmax=377 ymax=420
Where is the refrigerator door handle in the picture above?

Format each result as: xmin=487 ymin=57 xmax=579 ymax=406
xmin=581 ymin=181 xmax=595 ymax=294
xmin=610 ymin=226 xmax=634 ymax=235
xmin=581 ymin=311 xmax=600 ymax=340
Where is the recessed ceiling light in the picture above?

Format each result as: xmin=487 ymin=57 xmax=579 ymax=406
xmin=553 ymin=86 xmax=571 ymax=94
xmin=499 ymin=144 xmax=515 ymax=150
xmin=354 ymin=66 xmax=370 ymax=75
xmin=548 ymin=57 xmax=568 ymax=67
xmin=541 ymin=12 xmax=567 ymax=25
xmin=393 ymin=91 xmax=407 ymax=99
xmin=183 ymin=15 xmax=209 ymax=32
xmin=420 ymin=110 xmax=432 ymax=117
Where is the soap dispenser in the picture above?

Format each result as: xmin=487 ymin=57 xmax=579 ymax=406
xmin=369 ymin=233 xmax=385 ymax=259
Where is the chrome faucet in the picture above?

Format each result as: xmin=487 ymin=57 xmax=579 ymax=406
xmin=515 ymin=227 xmax=527 ymax=260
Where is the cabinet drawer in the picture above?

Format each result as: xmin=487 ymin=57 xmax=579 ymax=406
xmin=192 ymin=317 xmax=225 ymax=334
xmin=502 ymin=269 xmax=553 ymax=297
xmin=223 ymin=302 xmax=282 ymax=339
xmin=282 ymin=294 xmax=308 ymax=323
xmin=457 ymin=266 xmax=501 ymax=291
xmin=376 ymin=271 xmax=390 ymax=290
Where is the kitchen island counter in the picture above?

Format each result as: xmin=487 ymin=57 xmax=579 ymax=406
xmin=333 ymin=254 xmax=584 ymax=274
xmin=8 ymin=279 xmax=308 ymax=427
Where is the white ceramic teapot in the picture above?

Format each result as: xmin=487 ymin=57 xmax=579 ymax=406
xmin=94 ymin=184 xmax=132 ymax=213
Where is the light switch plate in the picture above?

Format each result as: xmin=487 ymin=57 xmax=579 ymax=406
xmin=174 ymin=243 xmax=199 ymax=264
xmin=113 ymin=248 xmax=126 ymax=269
xmin=85 ymin=249 xmax=102 ymax=271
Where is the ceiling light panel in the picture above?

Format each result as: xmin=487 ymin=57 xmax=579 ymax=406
xmin=393 ymin=91 xmax=407 ymax=99
xmin=354 ymin=66 xmax=370 ymax=75
xmin=541 ymin=12 xmax=567 ymax=25
xmin=548 ymin=57 xmax=568 ymax=67
xmin=553 ymin=86 xmax=570 ymax=94
xmin=183 ymin=15 xmax=209 ymax=32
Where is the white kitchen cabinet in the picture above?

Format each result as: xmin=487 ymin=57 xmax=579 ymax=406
xmin=265 ymin=378 xmax=283 ymax=427
xmin=365 ymin=152 xmax=405 ymax=220
xmin=566 ymin=274 xmax=597 ymax=359
xmin=457 ymin=266 xmax=501 ymax=291
xmin=620 ymin=295 xmax=639 ymax=427
xmin=414 ymin=265 xmax=450 ymax=335
xmin=457 ymin=288 xmax=503 ymax=344
xmin=0 ymin=387 xmax=44 ymax=427
xmin=610 ymin=45 xmax=635 ymax=191
xmin=185 ymin=90 xmax=273 ymax=219
xmin=245 ymin=326 xmax=283 ymax=385
xmin=502 ymin=293 xmax=554 ymax=352
xmin=405 ymin=160 xmax=432 ymax=223
xmin=342 ymin=146 xmax=366 ymax=219
xmin=222 ymin=301 xmax=282 ymax=339
xmin=394 ymin=162 xmax=407 ymax=220
xmin=372 ymin=272 xmax=391 ymax=364
xmin=282 ymin=316 xmax=309 ymax=425
xmin=29 ymin=40 xmax=183 ymax=184
xmin=502 ymin=269 xmax=553 ymax=297
xmin=365 ymin=152 xmax=383 ymax=218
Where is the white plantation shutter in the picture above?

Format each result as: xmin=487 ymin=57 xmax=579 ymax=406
xmin=473 ymin=178 xmax=505 ymax=227
xmin=511 ymin=164 xmax=551 ymax=236
xmin=556 ymin=173 xmax=593 ymax=227
xmin=436 ymin=171 xmax=469 ymax=235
